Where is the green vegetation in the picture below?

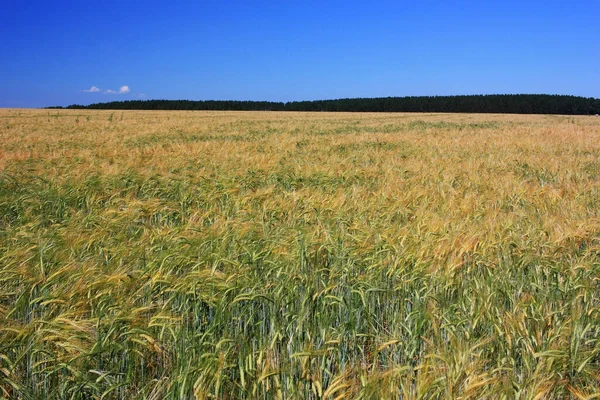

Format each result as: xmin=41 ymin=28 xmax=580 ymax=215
xmin=54 ymin=94 xmax=600 ymax=115
xmin=1 ymin=110 xmax=600 ymax=398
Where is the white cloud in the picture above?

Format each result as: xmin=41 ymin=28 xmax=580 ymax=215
xmin=83 ymin=86 xmax=101 ymax=93
xmin=137 ymin=93 xmax=147 ymax=98
xmin=105 ymin=85 xmax=131 ymax=94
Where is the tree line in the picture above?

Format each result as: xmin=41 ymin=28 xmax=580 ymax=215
xmin=50 ymin=94 xmax=600 ymax=115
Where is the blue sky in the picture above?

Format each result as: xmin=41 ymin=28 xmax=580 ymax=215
xmin=1 ymin=0 xmax=598 ymax=107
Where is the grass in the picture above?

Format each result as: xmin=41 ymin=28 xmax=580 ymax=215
xmin=1 ymin=109 xmax=600 ymax=398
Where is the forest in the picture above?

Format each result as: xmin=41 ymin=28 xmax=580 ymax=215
xmin=52 ymin=94 xmax=600 ymax=115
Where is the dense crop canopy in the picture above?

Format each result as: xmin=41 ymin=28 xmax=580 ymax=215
xmin=1 ymin=110 xmax=600 ymax=398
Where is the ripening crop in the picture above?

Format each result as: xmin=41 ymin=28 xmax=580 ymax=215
xmin=1 ymin=109 xmax=600 ymax=399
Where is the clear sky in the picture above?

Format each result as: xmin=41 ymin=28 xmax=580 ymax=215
xmin=1 ymin=0 xmax=598 ymax=107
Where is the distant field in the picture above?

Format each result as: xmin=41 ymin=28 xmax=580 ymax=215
xmin=1 ymin=109 xmax=600 ymax=398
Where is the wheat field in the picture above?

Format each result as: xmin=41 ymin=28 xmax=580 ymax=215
xmin=1 ymin=109 xmax=600 ymax=399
